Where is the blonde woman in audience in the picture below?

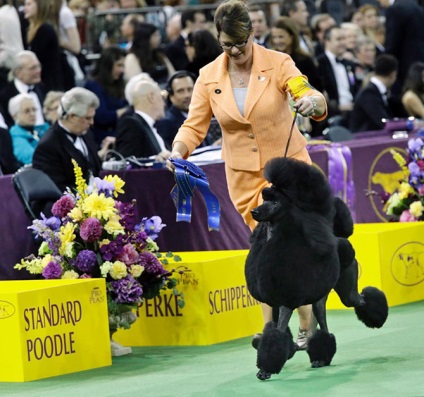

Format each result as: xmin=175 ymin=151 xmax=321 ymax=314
xmin=340 ymin=22 xmax=362 ymax=61
xmin=42 ymin=91 xmax=64 ymax=125
xmin=402 ymin=62 xmax=424 ymax=118
xmin=8 ymin=93 xmax=49 ymax=165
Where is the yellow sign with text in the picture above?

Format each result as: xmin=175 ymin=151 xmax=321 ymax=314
xmin=0 ymin=279 xmax=111 ymax=382
xmin=114 ymin=250 xmax=263 ymax=346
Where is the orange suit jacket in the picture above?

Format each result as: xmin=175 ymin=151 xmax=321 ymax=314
xmin=174 ymin=43 xmax=327 ymax=172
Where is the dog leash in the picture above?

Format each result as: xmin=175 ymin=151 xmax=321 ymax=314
xmin=283 ymin=107 xmax=299 ymax=158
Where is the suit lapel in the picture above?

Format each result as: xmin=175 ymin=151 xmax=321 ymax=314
xmin=135 ymin=113 xmax=162 ymax=154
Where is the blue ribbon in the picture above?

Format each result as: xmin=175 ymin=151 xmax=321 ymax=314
xmin=169 ymin=158 xmax=220 ymax=231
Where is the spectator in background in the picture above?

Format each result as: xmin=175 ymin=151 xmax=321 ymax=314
xmin=0 ymin=51 xmax=46 ymax=128
xmin=185 ymin=29 xmax=222 ymax=79
xmin=350 ymin=9 xmax=365 ymax=31
xmin=8 ymin=93 xmax=49 ymax=165
xmin=317 ymin=25 xmax=360 ymax=127
xmin=125 ymin=23 xmax=175 ymax=87
xmin=353 ymin=36 xmax=376 ymax=87
xmin=24 ymin=0 xmax=63 ymax=91
xmin=115 ymin=80 xmax=171 ymax=161
xmin=43 ymin=91 xmax=64 ymax=125
xmin=270 ymin=16 xmax=323 ymax=136
xmin=281 ymin=0 xmax=314 ymax=57
xmin=402 ymin=62 xmax=424 ymax=118
xmin=85 ymin=46 xmax=128 ymax=145
xmin=377 ymin=0 xmax=424 ymax=99
xmin=358 ymin=4 xmax=383 ymax=57
xmin=165 ymin=10 xmax=207 ymax=71
xmin=32 ymin=87 xmax=103 ymax=192
xmin=0 ymin=111 xmax=20 ymax=174
xmin=156 ymin=71 xmax=195 ymax=149
xmin=165 ymin=13 xmax=182 ymax=43
xmin=0 ymin=0 xmax=24 ymax=86
xmin=248 ymin=6 xmax=270 ymax=47
xmin=310 ymin=13 xmax=336 ymax=57
xmin=319 ymin=0 xmax=361 ymax=24
xmin=350 ymin=54 xmax=398 ymax=132
xmin=120 ymin=13 xmax=144 ymax=50
xmin=340 ymin=22 xmax=362 ymax=61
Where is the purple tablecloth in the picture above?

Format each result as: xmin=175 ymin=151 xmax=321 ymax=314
xmin=0 ymin=130 xmax=411 ymax=280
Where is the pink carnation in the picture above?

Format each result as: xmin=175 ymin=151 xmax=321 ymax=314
xmin=52 ymin=196 xmax=75 ymax=218
xmin=116 ymin=243 xmax=140 ymax=265
xmin=80 ymin=218 xmax=103 ymax=242
xmin=399 ymin=210 xmax=416 ymax=222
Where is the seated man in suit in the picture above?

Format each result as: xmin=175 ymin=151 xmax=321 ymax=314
xmin=350 ymin=54 xmax=398 ymax=133
xmin=317 ymin=25 xmax=360 ymax=128
xmin=0 ymin=50 xmax=46 ymax=128
xmin=32 ymin=87 xmax=103 ymax=192
xmin=0 ymin=111 xmax=20 ymax=175
xmin=156 ymin=71 xmax=195 ymax=149
xmin=115 ymin=80 xmax=171 ymax=161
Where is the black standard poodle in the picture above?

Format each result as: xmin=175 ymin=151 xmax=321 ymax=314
xmin=245 ymin=157 xmax=389 ymax=381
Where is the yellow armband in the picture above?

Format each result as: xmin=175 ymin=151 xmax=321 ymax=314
xmin=287 ymin=76 xmax=315 ymax=100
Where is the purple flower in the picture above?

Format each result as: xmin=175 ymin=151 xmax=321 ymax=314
xmin=116 ymin=243 xmax=139 ymax=265
xmin=136 ymin=216 xmax=166 ymax=240
xmin=42 ymin=261 xmax=62 ymax=279
xmin=93 ymin=177 xmax=115 ymax=197
xmin=74 ymin=250 xmax=97 ymax=273
xmin=115 ymin=201 xmax=137 ymax=231
xmin=100 ymin=234 xmax=125 ymax=261
xmin=109 ymin=276 xmax=143 ymax=303
xmin=52 ymin=196 xmax=75 ymax=218
xmin=80 ymin=218 xmax=103 ymax=242
xmin=139 ymin=251 xmax=167 ymax=276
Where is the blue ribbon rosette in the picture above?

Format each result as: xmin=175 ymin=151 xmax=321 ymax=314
xmin=169 ymin=158 xmax=220 ymax=231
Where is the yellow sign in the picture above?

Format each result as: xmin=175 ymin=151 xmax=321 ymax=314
xmin=327 ymin=222 xmax=424 ymax=309
xmin=0 ymin=279 xmax=111 ymax=382
xmin=114 ymin=250 xmax=263 ymax=346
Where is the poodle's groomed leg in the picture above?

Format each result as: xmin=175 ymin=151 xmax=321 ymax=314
xmin=307 ymin=295 xmax=337 ymax=368
xmin=256 ymin=306 xmax=296 ymax=381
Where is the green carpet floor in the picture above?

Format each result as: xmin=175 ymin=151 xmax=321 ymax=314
xmin=1 ymin=301 xmax=423 ymax=397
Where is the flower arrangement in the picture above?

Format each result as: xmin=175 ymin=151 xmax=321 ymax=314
xmin=383 ymin=138 xmax=424 ymax=222
xmin=15 ymin=160 xmax=184 ymax=331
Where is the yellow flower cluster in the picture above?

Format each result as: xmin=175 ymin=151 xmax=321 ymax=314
xmin=72 ymin=159 xmax=88 ymax=199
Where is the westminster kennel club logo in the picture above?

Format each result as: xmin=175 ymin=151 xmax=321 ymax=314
xmin=368 ymin=146 xmax=408 ymax=221
xmin=0 ymin=300 xmax=16 ymax=319
xmin=391 ymin=242 xmax=424 ymax=286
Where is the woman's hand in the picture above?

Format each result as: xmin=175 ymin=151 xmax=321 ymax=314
xmin=166 ymin=151 xmax=183 ymax=172
xmin=294 ymin=96 xmax=325 ymax=118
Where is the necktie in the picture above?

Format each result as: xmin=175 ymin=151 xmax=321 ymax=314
xmin=335 ymin=57 xmax=344 ymax=64
xmin=27 ymin=86 xmax=35 ymax=93
xmin=63 ymin=130 xmax=77 ymax=142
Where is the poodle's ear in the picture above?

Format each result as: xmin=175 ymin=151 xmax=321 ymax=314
xmin=333 ymin=197 xmax=354 ymax=238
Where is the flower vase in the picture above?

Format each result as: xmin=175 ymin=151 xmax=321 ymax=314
xmin=108 ymin=308 xmax=137 ymax=357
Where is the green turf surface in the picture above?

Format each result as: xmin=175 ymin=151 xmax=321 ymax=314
xmin=1 ymin=301 xmax=423 ymax=397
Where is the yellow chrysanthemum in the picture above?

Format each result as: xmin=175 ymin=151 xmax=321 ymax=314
xmin=59 ymin=222 xmax=76 ymax=255
xmin=62 ymin=270 xmax=79 ymax=279
xmin=410 ymin=201 xmax=424 ymax=218
xmin=41 ymin=254 xmax=53 ymax=268
xmin=68 ymin=207 xmax=83 ymax=222
xmin=104 ymin=175 xmax=125 ymax=197
xmin=82 ymin=192 xmax=116 ymax=220
xmin=72 ymin=159 xmax=87 ymax=199
xmin=131 ymin=264 xmax=144 ymax=278
xmin=110 ymin=261 xmax=128 ymax=280
xmin=100 ymin=261 xmax=113 ymax=277
xmin=104 ymin=213 xmax=124 ymax=235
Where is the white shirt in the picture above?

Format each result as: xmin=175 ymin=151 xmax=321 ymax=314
xmin=0 ymin=5 xmax=24 ymax=70
xmin=58 ymin=120 xmax=89 ymax=159
xmin=370 ymin=76 xmax=388 ymax=105
xmin=135 ymin=110 xmax=167 ymax=153
xmin=325 ymin=50 xmax=353 ymax=106
xmin=14 ymin=79 xmax=45 ymax=125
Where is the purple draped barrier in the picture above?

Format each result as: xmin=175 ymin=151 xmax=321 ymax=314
xmin=0 ymin=130 xmax=412 ymax=280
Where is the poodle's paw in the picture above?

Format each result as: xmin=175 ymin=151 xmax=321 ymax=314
xmin=256 ymin=369 xmax=272 ymax=381
xmin=252 ymin=333 xmax=262 ymax=350
xmin=311 ymin=360 xmax=328 ymax=368
xmin=355 ymin=286 xmax=388 ymax=328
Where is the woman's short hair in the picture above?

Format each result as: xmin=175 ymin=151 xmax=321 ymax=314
xmin=58 ymin=87 xmax=100 ymax=119
xmin=8 ymin=93 xmax=34 ymax=119
xmin=214 ymin=0 xmax=253 ymax=42
xmin=43 ymin=91 xmax=64 ymax=114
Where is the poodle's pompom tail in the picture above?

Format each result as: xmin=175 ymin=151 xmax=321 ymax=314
xmin=355 ymin=286 xmax=389 ymax=328
xmin=307 ymin=330 xmax=336 ymax=368
xmin=257 ymin=322 xmax=296 ymax=374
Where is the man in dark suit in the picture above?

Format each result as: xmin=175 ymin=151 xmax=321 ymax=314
xmin=248 ymin=6 xmax=271 ymax=47
xmin=165 ymin=10 xmax=206 ymax=71
xmin=32 ymin=87 xmax=102 ymax=192
xmin=350 ymin=54 xmax=399 ymax=133
xmin=377 ymin=0 xmax=424 ymax=98
xmin=115 ymin=80 xmax=171 ymax=161
xmin=0 ymin=112 xmax=21 ymax=174
xmin=0 ymin=50 xmax=46 ymax=127
xmin=156 ymin=71 xmax=194 ymax=149
xmin=317 ymin=25 xmax=360 ymax=127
